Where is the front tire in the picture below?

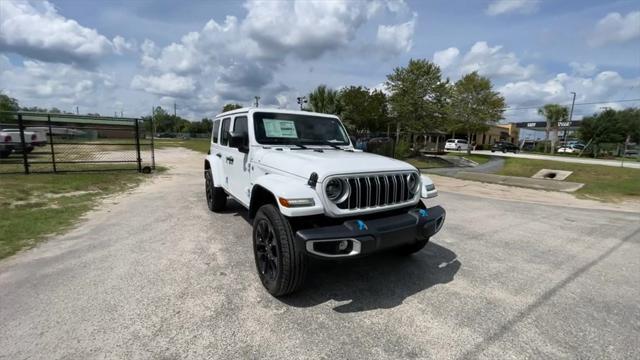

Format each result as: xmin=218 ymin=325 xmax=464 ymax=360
xmin=204 ymin=169 xmax=226 ymax=212
xmin=253 ymin=204 xmax=307 ymax=296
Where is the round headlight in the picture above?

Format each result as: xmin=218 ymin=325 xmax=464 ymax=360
xmin=326 ymin=178 xmax=348 ymax=203
xmin=406 ymin=173 xmax=420 ymax=194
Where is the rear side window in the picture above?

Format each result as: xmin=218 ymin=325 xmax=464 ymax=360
xmin=212 ymin=120 xmax=220 ymax=143
xmin=220 ymin=118 xmax=231 ymax=146
xmin=233 ymin=116 xmax=248 ymax=134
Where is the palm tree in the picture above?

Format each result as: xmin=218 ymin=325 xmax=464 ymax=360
xmin=308 ymin=85 xmax=341 ymax=114
xmin=537 ymin=104 xmax=568 ymax=154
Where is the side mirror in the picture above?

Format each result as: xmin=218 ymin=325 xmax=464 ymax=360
xmin=228 ymin=131 xmax=249 ymax=153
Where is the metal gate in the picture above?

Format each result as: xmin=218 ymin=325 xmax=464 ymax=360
xmin=0 ymin=112 xmax=155 ymax=174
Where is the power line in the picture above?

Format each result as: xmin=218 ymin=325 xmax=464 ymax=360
xmin=504 ymin=98 xmax=640 ymax=111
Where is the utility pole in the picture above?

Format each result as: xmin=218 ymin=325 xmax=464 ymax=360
xmin=76 ymin=106 xmax=79 ymax=115
xmin=563 ymin=91 xmax=576 ymax=145
xmin=174 ymin=102 xmax=177 ymax=116
xmin=254 ymin=96 xmax=260 ymax=108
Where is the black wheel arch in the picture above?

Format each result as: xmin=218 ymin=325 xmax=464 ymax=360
xmin=249 ymin=185 xmax=278 ymax=219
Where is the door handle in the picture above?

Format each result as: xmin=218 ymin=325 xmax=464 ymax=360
xmin=226 ymin=156 xmax=234 ymax=164
xmin=216 ymin=153 xmax=222 ymax=158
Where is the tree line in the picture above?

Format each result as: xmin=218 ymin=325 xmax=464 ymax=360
xmin=304 ymin=59 xmax=506 ymax=154
xmin=536 ymin=103 xmax=639 ymax=156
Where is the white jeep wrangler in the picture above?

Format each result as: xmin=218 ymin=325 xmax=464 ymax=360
xmin=204 ymin=108 xmax=445 ymax=296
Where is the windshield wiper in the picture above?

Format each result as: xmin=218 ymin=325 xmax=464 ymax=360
xmin=290 ymin=143 xmax=309 ymax=150
xmin=318 ymin=142 xmax=343 ymax=150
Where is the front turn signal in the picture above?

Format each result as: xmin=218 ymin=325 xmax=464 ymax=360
xmin=278 ymin=197 xmax=315 ymax=208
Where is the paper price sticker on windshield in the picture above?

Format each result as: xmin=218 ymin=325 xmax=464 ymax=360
xmin=263 ymin=119 xmax=298 ymax=138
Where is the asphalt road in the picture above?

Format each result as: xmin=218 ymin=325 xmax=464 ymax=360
xmin=1 ymin=148 xmax=639 ymax=359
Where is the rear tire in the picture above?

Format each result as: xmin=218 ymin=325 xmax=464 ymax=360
xmin=253 ymin=204 xmax=307 ymax=296
xmin=204 ymin=169 xmax=226 ymax=212
xmin=0 ymin=150 xmax=10 ymax=158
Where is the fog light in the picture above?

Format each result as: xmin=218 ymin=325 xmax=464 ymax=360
xmin=338 ymin=240 xmax=349 ymax=251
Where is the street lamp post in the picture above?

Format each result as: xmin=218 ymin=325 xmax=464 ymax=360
xmin=296 ymin=96 xmax=307 ymax=110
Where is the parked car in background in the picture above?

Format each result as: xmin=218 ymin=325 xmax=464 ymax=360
xmin=2 ymin=128 xmax=47 ymax=147
xmin=491 ymin=141 xmax=519 ymax=153
xmin=557 ymin=143 xmax=585 ymax=154
xmin=444 ymin=139 xmax=468 ymax=151
xmin=0 ymin=128 xmax=45 ymax=158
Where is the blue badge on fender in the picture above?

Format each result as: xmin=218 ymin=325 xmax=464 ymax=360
xmin=356 ymin=220 xmax=368 ymax=231
xmin=419 ymin=209 xmax=428 ymax=217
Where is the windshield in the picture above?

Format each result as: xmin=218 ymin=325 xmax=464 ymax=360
xmin=253 ymin=112 xmax=350 ymax=146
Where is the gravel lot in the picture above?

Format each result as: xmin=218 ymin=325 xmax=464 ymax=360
xmin=1 ymin=148 xmax=638 ymax=359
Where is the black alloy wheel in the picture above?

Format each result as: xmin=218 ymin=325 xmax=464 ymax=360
xmin=252 ymin=204 xmax=307 ymax=296
xmin=255 ymin=218 xmax=280 ymax=284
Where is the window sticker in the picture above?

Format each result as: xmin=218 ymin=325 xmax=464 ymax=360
xmin=263 ymin=119 xmax=298 ymax=138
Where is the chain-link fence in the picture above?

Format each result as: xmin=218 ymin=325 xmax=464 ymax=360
xmin=0 ymin=112 xmax=155 ymax=174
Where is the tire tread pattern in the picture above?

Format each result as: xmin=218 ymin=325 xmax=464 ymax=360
xmin=256 ymin=204 xmax=307 ymax=296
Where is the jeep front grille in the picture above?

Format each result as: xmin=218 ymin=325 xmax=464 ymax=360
xmin=333 ymin=173 xmax=415 ymax=210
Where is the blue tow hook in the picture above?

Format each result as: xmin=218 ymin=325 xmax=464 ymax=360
xmin=419 ymin=209 xmax=428 ymax=217
xmin=356 ymin=220 xmax=368 ymax=231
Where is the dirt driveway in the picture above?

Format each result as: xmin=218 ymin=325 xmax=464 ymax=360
xmin=1 ymin=148 xmax=638 ymax=359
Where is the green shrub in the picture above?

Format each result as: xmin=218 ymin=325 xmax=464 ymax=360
xmin=395 ymin=141 xmax=412 ymax=159
xmin=534 ymin=140 xmax=550 ymax=153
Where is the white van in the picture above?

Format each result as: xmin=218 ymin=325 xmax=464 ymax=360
xmin=444 ymin=139 xmax=469 ymax=151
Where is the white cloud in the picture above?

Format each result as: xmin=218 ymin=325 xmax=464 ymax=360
xmin=242 ymin=0 xmax=384 ymax=60
xmin=112 ymin=36 xmax=136 ymax=55
xmin=0 ymin=57 xmax=114 ymax=107
xmin=434 ymin=41 xmax=536 ymax=81
xmin=131 ymin=73 xmax=197 ymax=98
xmin=131 ymin=0 xmax=415 ymax=111
xmin=0 ymin=0 xmax=113 ymax=66
xmin=589 ymin=11 xmax=640 ymax=47
xmin=376 ymin=14 xmax=417 ymax=55
xmin=486 ymin=0 xmax=539 ymax=16
xmin=433 ymin=47 xmax=460 ymax=69
xmin=499 ymin=70 xmax=640 ymax=118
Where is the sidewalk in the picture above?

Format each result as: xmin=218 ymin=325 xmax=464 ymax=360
xmin=455 ymin=171 xmax=584 ymax=192
xmin=469 ymin=150 xmax=640 ymax=169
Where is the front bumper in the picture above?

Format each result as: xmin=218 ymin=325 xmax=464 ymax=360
xmin=295 ymin=206 xmax=446 ymax=258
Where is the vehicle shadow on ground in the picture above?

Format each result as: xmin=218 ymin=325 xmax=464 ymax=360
xmin=280 ymin=241 xmax=461 ymax=313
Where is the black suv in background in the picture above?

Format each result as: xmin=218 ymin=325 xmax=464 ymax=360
xmin=491 ymin=141 xmax=519 ymax=153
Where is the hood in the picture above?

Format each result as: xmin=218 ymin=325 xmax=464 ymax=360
xmin=254 ymin=148 xmax=416 ymax=181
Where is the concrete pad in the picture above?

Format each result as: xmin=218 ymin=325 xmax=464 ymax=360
xmin=531 ymin=169 xmax=573 ymax=181
xmin=456 ymin=171 xmax=585 ymax=192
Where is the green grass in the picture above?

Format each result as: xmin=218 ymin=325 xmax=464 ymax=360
xmin=498 ymin=158 xmax=640 ymax=200
xmin=446 ymin=153 xmax=491 ymax=165
xmin=0 ymin=171 xmax=152 ymax=259
xmin=154 ymin=138 xmax=210 ymax=154
xmin=405 ymin=156 xmax=452 ymax=169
